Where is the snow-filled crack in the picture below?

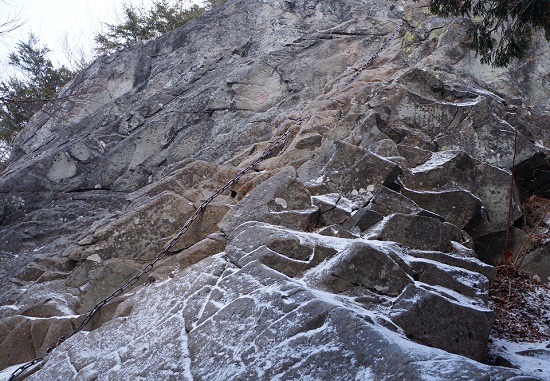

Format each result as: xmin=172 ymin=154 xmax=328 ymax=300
xmin=190 ymin=270 xmax=228 ymax=331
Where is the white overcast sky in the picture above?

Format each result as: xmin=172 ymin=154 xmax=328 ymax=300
xmin=0 ymin=0 xmax=200 ymax=74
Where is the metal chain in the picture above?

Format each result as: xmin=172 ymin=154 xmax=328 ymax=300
xmin=341 ymin=21 xmax=403 ymax=88
xmin=9 ymin=17 xmax=404 ymax=381
xmin=8 ymin=119 xmax=303 ymax=381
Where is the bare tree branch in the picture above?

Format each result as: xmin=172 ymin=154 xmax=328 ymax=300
xmin=0 ymin=1 xmax=24 ymax=37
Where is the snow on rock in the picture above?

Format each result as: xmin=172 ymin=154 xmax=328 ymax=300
xmin=25 ymin=256 xmax=533 ymax=381
xmin=390 ymin=283 xmax=495 ymax=362
xmin=0 ymin=0 xmax=549 ymax=379
xmin=489 ymin=339 xmax=550 ymax=381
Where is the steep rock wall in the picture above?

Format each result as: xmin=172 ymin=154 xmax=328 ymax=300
xmin=0 ymin=0 xmax=549 ymax=379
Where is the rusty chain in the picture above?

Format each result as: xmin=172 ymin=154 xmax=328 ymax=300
xmin=342 ymin=21 xmax=403 ymax=88
xmin=68 ymin=119 xmax=301 ymax=338
xmin=9 ymin=18 xmax=404 ymax=381
xmin=8 ymin=120 xmax=303 ymax=381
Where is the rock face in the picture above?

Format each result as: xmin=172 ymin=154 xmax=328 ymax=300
xmin=1 ymin=0 xmax=549 ymax=379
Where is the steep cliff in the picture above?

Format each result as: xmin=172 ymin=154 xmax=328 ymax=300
xmin=1 ymin=0 xmax=549 ymax=380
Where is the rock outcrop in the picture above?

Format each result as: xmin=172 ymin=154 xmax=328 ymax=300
xmin=1 ymin=0 xmax=549 ymax=380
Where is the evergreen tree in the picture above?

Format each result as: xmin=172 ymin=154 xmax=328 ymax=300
xmin=0 ymin=33 xmax=74 ymax=141
xmin=95 ymin=0 xmax=227 ymax=55
xmin=426 ymin=0 xmax=550 ymax=67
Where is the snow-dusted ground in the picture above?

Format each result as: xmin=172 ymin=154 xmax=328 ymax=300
xmin=1 ymin=313 xmax=547 ymax=380
xmin=489 ymin=339 xmax=550 ymax=380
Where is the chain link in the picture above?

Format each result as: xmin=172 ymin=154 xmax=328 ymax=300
xmin=8 ymin=119 xmax=302 ymax=381
xmin=9 ymin=18 xmax=403 ymax=381
xmin=342 ymin=21 xmax=403 ymax=88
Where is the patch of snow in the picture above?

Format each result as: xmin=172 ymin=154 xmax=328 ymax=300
xmin=362 ymin=214 xmax=394 ymax=239
xmin=176 ymin=310 xmax=195 ymax=381
xmin=0 ymin=362 xmax=40 ymax=381
xmin=336 ymin=196 xmax=354 ymax=212
xmin=0 ymin=305 xmax=18 ymax=312
xmin=86 ymin=254 xmax=102 ymax=263
xmin=417 ymin=282 xmax=490 ymax=311
xmin=460 ymin=85 xmax=506 ymax=104
xmin=406 ymin=256 xmax=489 ymax=290
xmin=440 ymin=96 xmax=483 ymax=107
xmin=15 ymin=314 xmax=81 ymax=321
xmin=354 ymin=366 xmax=374 ymax=380
xmin=410 ymin=151 xmax=458 ymax=174
xmin=269 ymin=209 xmax=316 ymax=216
xmin=490 ymin=338 xmax=550 ymax=380
xmin=525 ymin=279 xmax=550 ymax=336
xmin=311 ymin=193 xmax=340 ymax=207
xmin=0 ymin=140 xmax=10 ymax=163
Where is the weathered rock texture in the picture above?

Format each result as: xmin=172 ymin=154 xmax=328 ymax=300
xmin=1 ymin=0 xmax=549 ymax=379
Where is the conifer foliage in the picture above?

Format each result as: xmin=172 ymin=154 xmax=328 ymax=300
xmin=427 ymin=0 xmax=550 ymax=67
xmin=0 ymin=1 xmax=227 ymax=147
xmin=0 ymin=34 xmax=74 ymax=142
xmin=95 ymin=0 xmax=226 ymax=55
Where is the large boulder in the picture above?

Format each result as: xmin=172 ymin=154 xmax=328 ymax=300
xmin=225 ymin=222 xmax=338 ymax=277
xmin=402 ymin=187 xmax=482 ymax=230
xmin=218 ymin=166 xmax=319 ymax=234
xmin=402 ymin=150 xmax=523 ymax=237
xmin=303 ymin=241 xmax=413 ymax=297
xmin=390 ymin=284 xmax=495 ymax=362
xmin=0 ymin=314 xmax=78 ymax=370
xmin=297 ymin=139 xmax=402 ymax=202
xmin=371 ymin=213 xmax=456 ymax=252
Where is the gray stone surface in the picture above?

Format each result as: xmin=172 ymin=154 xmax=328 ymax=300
xmin=226 ymin=222 xmax=339 ymax=277
xmin=298 ymin=139 xmax=402 ymax=201
xmin=343 ymin=207 xmax=384 ymax=232
xmin=402 ymin=187 xmax=482 ymax=229
xmin=0 ymin=314 xmax=79 ymax=370
xmin=390 ymin=284 xmax=495 ymax=362
xmin=373 ymin=213 xmax=455 ymax=252
xmin=0 ymin=0 xmax=549 ymax=379
xmin=218 ymin=166 xmax=318 ymax=234
xmin=304 ymin=241 xmax=413 ymax=297
xmin=402 ymin=150 xmax=523 ymax=237
xmin=521 ymin=246 xmax=550 ymax=284
xmin=25 ymin=257 xmax=532 ymax=381
xmin=408 ymin=258 xmax=491 ymax=301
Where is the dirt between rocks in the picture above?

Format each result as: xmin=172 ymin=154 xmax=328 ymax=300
xmin=489 ymin=264 xmax=550 ymax=343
